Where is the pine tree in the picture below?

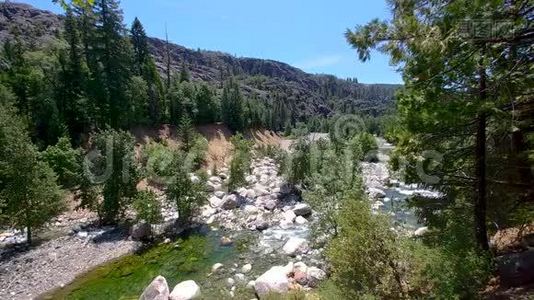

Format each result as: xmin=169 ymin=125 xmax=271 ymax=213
xmin=179 ymin=114 xmax=195 ymax=152
xmin=194 ymin=84 xmax=217 ymax=124
xmin=221 ymin=79 xmax=244 ymax=132
xmin=0 ymin=88 xmax=64 ymax=244
xmin=93 ymin=0 xmax=133 ymax=128
xmin=90 ymin=129 xmax=139 ymax=224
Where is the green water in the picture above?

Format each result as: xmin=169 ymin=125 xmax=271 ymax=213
xmin=41 ymin=228 xmax=242 ymax=300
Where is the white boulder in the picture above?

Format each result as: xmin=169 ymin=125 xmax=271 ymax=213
xmin=295 ymin=216 xmax=308 ymax=225
xmin=292 ymin=204 xmax=312 ymax=217
xmin=254 ymin=266 xmax=290 ymax=296
xmin=241 ymin=263 xmax=252 ymax=274
xmin=169 ymin=280 xmax=201 ymax=300
xmin=211 ymin=263 xmax=224 ymax=273
xmin=282 ymin=237 xmax=309 ymax=256
xmin=414 ymin=226 xmax=429 ymax=237
xmin=140 ymin=275 xmax=169 ymax=300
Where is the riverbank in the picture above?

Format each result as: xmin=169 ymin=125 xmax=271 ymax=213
xmin=0 ymin=230 xmax=138 ymax=300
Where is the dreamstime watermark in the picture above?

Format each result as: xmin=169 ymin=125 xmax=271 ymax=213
xmin=83 ymin=115 xmax=519 ymax=188
xmin=458 ymin=19 xmax=517 ymax=40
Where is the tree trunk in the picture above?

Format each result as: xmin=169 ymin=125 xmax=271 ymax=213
xmin=475 ymin=61 xmax=489 ymax=251
xmin=26 ymin=225 xmax=32 ymax=245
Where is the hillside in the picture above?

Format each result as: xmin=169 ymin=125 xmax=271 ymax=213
xmin=0 ymin=2 xmax=400 ymax=119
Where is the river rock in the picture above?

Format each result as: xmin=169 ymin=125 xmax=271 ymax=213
xmin=254 ymin=184 xmax=270 ymax=197
xmin=246 ymin=280 xmax=256 ymax=290
xmin=282 ymin=210 xmax=296 ymax=223
xmin=292 ymin=204 xmax=312 ymax=217
xmin=208 ymin=196 xmax=224 ymax=208
xmin=293 ymin=262 xmax=308 ymax=274
xmin=241 ymin=263 xmax=252 ymax=274
xmin=264 ymin=199 xmax=277 ymax=211
xmin=306 ymin=267 xmax=326 ymax=287
xmin=221 ymin=194 xmax=239 ymax=210
xmin=283 ymin=237 xmax=309 ymax=256
xmin=295 ymin=216 xmax=308 ymax=225
xmin=254 ymin=266 xmax=290 ymax=296
xmin=211 ymin=263 xmax=224 ymax=273
xmin=139 ymin=275 xmax=169 ymax=300
xmin=414 ymin=226 xmax=429 ymax=237
xmin=226 ymin=277 xmax=235 ymax=287
xmin=209 ymin=176 xmax=222 ymax=184
xmin=130 ymin=222 xmax=151 ymax=241
xmin=234 ymin=273 xmax=246 ymax=283
xmin=220 ymin=236 xmax=233 ymax=246
xmin=214 ymin=191 xmax=226 ymax=198
xmin=169 ymin=280 xmax=201 ymax=300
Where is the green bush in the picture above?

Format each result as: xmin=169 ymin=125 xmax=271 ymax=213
xmin=228 ymin=134 xmax=253 ymax=191
xmin=143 ymin=140 xmax=175 ymax=184
xmin=326 ymin=196 xmax=411 ymax=299
xmin=41 ymin=136 xmax=82 ymax=189
xmin=166 ymin=151 xmax=206 ymax=224
xmin=133 ymin=190 xmax=162 ymax=224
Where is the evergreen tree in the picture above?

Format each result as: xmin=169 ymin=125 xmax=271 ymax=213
xmin=178 ymin=114 xmax=195 ymax=152
xmin=93 ymin=0 xmax=133 ymax=128
xmin=346 ymin=0 xmax=533 ymax=251
xmin=194 ymin=84 xmax=217 ymax=124
xmin=130 ymin=17 xmax=163 ymax=123
xmin=221 ymin=79 xmax=244 ymax=132
xmin=89 ymin=129 xmax=139 ymax=224
xmin=0 ymin=88 xmax=64 ymax=244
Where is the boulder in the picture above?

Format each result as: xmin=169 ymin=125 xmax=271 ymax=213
xmin=264 ymin=199 xmax=277 ymax=211
xmin=254 ymin=184 xmax=270 ymax=197
xmin=130 ymin=222 xmax=151 ymax=241
xmin=223 ymin=194 xmax=242 ymax=210
xmin=254 ymin=266 xmax=290 ymax=296
xmin=293 ymin=262 xmax=308 ymax=274
xmin=255 ymin=219 xmax=269 ymax=231
xmin=414 ymin=226 xmax=429 ymax=237
xmin=306 ymin=267 xmax=326 ymax=288
xmin=169 ymin=280 xmax=201 ymax=300
xmin=220 ymin=236 xmax=233 ymax=247
xmin=139 ymin=275 xmax=169 ymax=300
xmin=206 ymin=182 xmax=223 ymax=192
xmin=295 ymin=216 xmax=308 ymax=225
xmin=211 ymin=263 xmax=224 ymax=273
xmin=246 ymin=280 xmax=256 ymax=290
xmin=241 ymin=263 xmax=252 ymax=274
xmin=208 ymin=196 xmax=224 ymax=208
xmin=282 ymin=210 xmax=297 ymax=223
xmin=214 ymin=191 xmax=226 ymax=198
xmin=292 ymin=204 xmax=312 ymax=217
xmin=209 ymin=176 xmax=222 ymax=184
xmin=282 ymin=237 xmax=309 ymax=256
xmin=369 ymin=187 xmax=386 ymax=199
xmin=234 ymin=273 xmax=246 ymax=283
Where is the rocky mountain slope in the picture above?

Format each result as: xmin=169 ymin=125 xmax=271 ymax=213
xmin=0 ymin=2 xmax=400 ymax=118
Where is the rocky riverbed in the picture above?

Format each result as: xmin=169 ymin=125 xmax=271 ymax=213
xmin=0 ymin=138 xmax=440 ymax=300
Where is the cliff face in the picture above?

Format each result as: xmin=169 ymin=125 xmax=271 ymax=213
xmin=0 ymin=2 xmax=400 ymax=118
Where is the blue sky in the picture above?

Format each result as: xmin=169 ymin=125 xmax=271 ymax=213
xmin=21 ymin=0 xmax=402 ymax=84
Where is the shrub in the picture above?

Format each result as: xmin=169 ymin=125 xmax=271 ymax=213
xmin=133 ymin=190 xmax=162 ymax=224
xmin=326 ymin=196 xmax=411 ymax=299
xmin=87 ymin=129 xmax=140 ymax=224
xmin=143 ymin=140 xmax=175 ymax=184
xmin=166 ymin=151 xmax=206 ymax=224
xmin=228 ymin=134 xmax=253 ymax=191
xmin=41 ymin=136 xmax=82 ymax=189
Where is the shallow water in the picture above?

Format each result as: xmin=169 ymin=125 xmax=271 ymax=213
xmin=40 ymin=226 xmax=245 ymax=300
